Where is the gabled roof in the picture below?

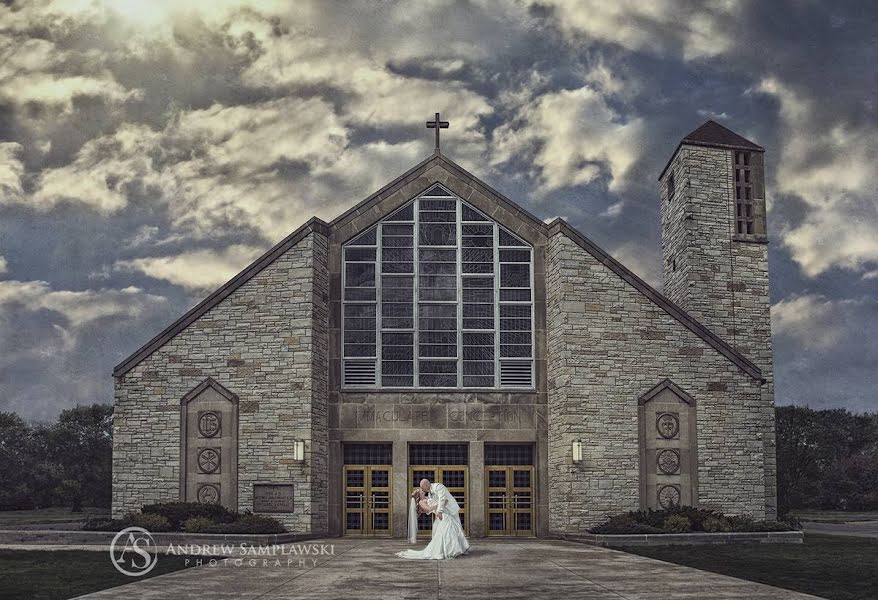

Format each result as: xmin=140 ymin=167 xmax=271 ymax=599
xmin=114 ymin=151 xmax=762 ymax=382
xmin=638 ymin=379 xmax=697 ymax=406
xmin=546 ymin=219 xmax=762 ymax=381
xmin=112 ymin=217 xmax=329 ymax=377
xmin=659 ymin=120 xmax=764 ymax=180
xmin=329 ymin=152 xmax=548 ymax=239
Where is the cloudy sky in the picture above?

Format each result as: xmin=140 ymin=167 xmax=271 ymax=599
xmin=1 ymin=0 xmax=876 ymax=421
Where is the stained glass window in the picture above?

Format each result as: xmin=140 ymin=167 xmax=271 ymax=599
xmin=342 ymin=184 xmax=534 ymax=389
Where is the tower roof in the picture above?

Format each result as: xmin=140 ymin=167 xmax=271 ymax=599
xmin=681 ymin=120 xmax=764 ymax=151
xmin=659 ymin=120 xmax=763 ymax=180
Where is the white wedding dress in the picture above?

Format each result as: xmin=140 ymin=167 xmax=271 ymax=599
xmin=396 ymin=489 xmax=469 ymax=560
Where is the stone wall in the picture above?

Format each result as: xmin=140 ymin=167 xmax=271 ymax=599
xmin=545 ymin=232 xmax=769 ymax=533
xmin=112 ymin=231 xmax=329 ymax=533
xmin=660 ymin=144 xmax=776 ymax=519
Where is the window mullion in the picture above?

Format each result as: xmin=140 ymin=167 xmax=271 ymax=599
xmin=413 ymin=200 xmax=420 ymax=389
xmin=529 ymin=247 xmax=535 ymax=388
xmin=493 ymin=222 xmax=500 ymax=388
xmin=376 ymin=224 xmax=382 ymax=389
xmin=456 ymin=197 xmax=463 ymax=388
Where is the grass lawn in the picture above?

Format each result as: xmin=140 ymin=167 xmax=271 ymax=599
xmin=0 ymin=550 xmax=195 ymax=600
xmin=621 ymin=533 xmax=878 ymax=600
xmin=0 ymin=507 xmax=110 ymax=526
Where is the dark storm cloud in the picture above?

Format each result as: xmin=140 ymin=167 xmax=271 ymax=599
xmin=0 ymin=0 xmax=876 ymax=419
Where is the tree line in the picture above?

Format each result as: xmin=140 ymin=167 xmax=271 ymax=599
xmin=776 ymin=405 xmax=878 ymax=515
xmin=0 ymin=403 xmax=876 ymax=515
xmin=0 ymin=404 xmax=112 ymax=511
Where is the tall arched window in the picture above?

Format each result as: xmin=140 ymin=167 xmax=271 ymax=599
xmin=342 ymin=184 xmax=534 ymax=389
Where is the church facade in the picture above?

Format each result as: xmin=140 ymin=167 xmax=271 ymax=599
xmin=111 ymin=120 xmax=776 ymax=538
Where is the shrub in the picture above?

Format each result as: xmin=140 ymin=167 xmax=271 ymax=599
xmin=589 ymin=514 xmax=663 ymax=534
xmin=590 ymin=521 xmax=663 ymax=534
xmin=702 ymin=516 xmax=732 ymax=533
xmin=742 ymin=520 xmax=794 ymax=532
xmin=140 ymin=502 xmax=236 ymax=530
xmin=662 ymin=515 xmax=692 ymax=533
xmin=590 ymin=507 xmax=796 ymax=535
xmin=82 ymin=516 xmax=129 ymax=531
xmin=127 ymin=512 xmax=172 ymax=532
xmin=727 ymin=515 xmax=755 ymax=531
xmin=183 ymin=516 xmax=215 ymax=533
xmin=204 ymin=512 xmax=286 ymax=534
xmin=779 ymin=513 xmax=803 ymax=530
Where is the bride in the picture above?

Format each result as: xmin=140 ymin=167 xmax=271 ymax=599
xmin=396 ymin=480 xmax=469 ymax=560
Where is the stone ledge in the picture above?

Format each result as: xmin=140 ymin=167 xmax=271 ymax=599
xmin=563 ymin=530 xmax=803 ymax=547
xmin=0 ymin=529 xmax=322 ymax=547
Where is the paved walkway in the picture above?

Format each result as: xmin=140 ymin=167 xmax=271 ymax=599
xmin=72 ymin=538 xmax=821 ymax=600
xmin=804 ymin=520 xmax=878 ymax=539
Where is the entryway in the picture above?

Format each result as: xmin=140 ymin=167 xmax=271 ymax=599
xmin=408 ymin=442 xmax=470 ymax=537
xmin=485 ymin=443 xmax=535 ymax=536
xmin=343 ymin=443 xmax=393 ymax=536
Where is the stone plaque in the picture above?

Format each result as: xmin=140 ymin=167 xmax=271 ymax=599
xmin=253 ymin=484 xmax=295 ymax=513
xmin=198 ymin=411 xmax=221 ymax=438
xmin=656 ymin=412 xmax=679 ymax=439
xmin=198 ymin=483 xmax=220 ymax=504
xmin=198 ymin=448 xmax=221 ymax=474
xmin=657 ymin=485 xmax=680 ymax=509
xmin=656 ymin=449 xmax=680 ymax=475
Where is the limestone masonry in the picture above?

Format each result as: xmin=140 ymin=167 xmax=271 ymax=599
xmin=112 ymin=120 xmax=776 ymax=536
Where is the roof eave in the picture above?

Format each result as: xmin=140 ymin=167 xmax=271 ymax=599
xmin=546 ymin=218 xmax=763 ymax=381
xmin=658 ymin=140 xmax=765 ymax=181
xmin=113 ymin=217 xmax=330 ymax=378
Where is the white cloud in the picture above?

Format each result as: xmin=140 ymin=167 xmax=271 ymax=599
xmin=541 ymin=0 xmax=738 ymax=60
xmin=0 ymin=142 xmax=25 ymax=202
xmin=0 ymin=279 xmax=167 ymax=328
xmin=491 ymin=86 xmax=644 ymax=195
xmin=32 ymin=124 xmax=162 ymax=213
xmin=113 ymin=244 xmax=265 ymax=292
xmin=0 ymin=34 xmax=140 ymax=113
xmin=610 ymin=241 xmax=661 ymax=289
xmin=771 ymin=294 xmax=856 ymax=350
xmin=231 ymin=9 xmax=494 ymax=146
xmin=757 ymin=77 xmax=878 ymax=277
xmin=600 ymin=201 xmax=625 ymax=219
xmin=26 ymin=95 xmax=432 ymax=241
xmin=0 ymin=256 xmax=7 ymax=275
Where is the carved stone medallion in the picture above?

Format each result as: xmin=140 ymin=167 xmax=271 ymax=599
xmin=198 ymin=412 xmax=221 ymax=438
xmin=657 ymin=485 xmax=681 ymax=509
xmin=656 ymin=413 xmax=679 ymax=439
xmin=197 ymin=484 xmax=220 ymax=504
xmin=657 ymin=449 xmax=680 ymax=474
xmin=197 ymin=448 xmax=220 ymax=474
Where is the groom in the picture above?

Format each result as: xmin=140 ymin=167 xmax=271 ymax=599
xmin=419 ymin=478 xmax=460 ymax=522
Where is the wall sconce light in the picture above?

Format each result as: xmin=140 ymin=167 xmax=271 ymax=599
xmin=572 ymin=439 xmax=583 ymax=463
xmin=293 ymin=440 xmax=305 ymax=462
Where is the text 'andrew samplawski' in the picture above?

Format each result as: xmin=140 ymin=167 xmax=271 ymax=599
xmin=165 ymin=543 xmax=335 ymax=556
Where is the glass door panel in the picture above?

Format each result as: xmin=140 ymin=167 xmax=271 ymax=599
xmin=344 ymin=465 xmax=392 ymax=536
xmin=409 ymin=465 xmax=469 ymax=537
xmin=484 ymin=465 xmax=534 ymax=536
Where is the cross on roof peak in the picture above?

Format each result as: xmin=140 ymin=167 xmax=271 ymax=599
xmin=426 ymin=112 xmax=449 ymax=154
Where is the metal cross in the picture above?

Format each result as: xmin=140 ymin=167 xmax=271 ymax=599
xmin=426 ymin=112 xmax=449 ymax=153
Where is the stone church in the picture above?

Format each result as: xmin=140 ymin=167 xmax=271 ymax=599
xmin=112 ymin=119 xmax=776 ymax=538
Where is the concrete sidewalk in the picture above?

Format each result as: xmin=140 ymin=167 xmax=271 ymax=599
xmin=803 ymin=520 xmax=878 ymax=539
xmin=73 ymin=538 xmax=822 ymax=600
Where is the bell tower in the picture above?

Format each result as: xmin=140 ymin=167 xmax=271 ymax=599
xmin=658 ymin=120 xmax=776 ymax=518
